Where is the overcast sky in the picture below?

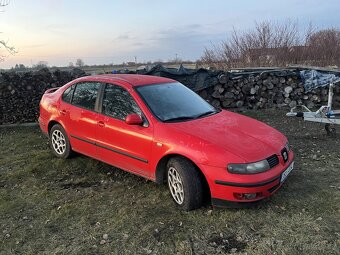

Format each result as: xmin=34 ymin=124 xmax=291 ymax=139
xmin=0 ymin=0 xmax=339 ymax=68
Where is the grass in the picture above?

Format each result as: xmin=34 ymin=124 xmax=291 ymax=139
xmin=0 ymin=109 xmax=339 ymax=254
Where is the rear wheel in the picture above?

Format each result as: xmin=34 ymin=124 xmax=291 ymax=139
xmin=50 ymin=124 xmax=72 ymax=159
xmin=167 ymin=157 xmax=203 ymax=211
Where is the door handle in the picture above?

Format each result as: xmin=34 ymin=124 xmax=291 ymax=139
xmin=59 ymin=109 xmax=67 ymax=115
xmin=98 ymin=121 xmax=105 ymax=127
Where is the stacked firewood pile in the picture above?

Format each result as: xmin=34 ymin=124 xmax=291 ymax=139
xmin=197 ymin=70 xmax=340 ymax=110
xmin=0 ymin=68 xmax=86 ymax=124
xmin=0 ymin=67 xmax=339 ymax=124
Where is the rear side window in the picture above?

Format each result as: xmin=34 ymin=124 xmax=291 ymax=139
xmin=102 ymin=84 xmax=141 ymax=121
xmin=62 ymin=85 xmax=74 ymax=103
xmin=72 ymin=82 xmax=100 ymax=110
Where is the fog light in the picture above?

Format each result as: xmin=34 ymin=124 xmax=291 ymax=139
xmin=243 ymin=193 xmax=257 ymax=199
xmin=234 ymin=192 xmax=261 ymax=200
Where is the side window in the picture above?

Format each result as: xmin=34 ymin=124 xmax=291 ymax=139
xmin=102 ymin=84 xmax=141 ymax=121
xmin=62 ymin=85 xmax=74 ymax=103
xmin=72 ymin=82 xmax=100 ymax=110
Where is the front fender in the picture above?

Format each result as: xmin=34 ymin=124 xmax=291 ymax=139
xmin=149 ymin=127 xmax=243 ymax=181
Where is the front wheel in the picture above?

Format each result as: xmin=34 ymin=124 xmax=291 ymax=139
xmin=167 ymin=157 xmax=203 ymax=211
xmin=50 ymin=124 xmax=72 ymax=159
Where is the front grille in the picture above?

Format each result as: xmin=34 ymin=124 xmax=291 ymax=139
xmin=267 ymin=154 xmax=279 ymax=168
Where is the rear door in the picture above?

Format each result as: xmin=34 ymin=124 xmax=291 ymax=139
xmin=96 ymin=83 xmax=154 ymax=176
xmin=62 ymin=82 xmax=102 ymax=158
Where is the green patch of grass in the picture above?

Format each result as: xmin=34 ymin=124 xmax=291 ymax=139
xmin=0 ymin=110 xmax=339 ymax=254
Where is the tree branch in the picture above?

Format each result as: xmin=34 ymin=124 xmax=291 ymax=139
xmin=0 ymin=0 xmax=10 ymax=7
xmin=0 ymin=39 xmax=16 ymax=54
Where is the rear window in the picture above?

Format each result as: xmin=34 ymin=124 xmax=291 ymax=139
xmin=71 ymin=82 xmax=100 ymax=110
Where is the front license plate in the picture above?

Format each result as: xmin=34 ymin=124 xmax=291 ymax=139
xmin=280 ymin=161 xmax=294 ymax=183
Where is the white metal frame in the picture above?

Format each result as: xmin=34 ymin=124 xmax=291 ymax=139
xmin=287 ymin=82 xmax=340 ymax=128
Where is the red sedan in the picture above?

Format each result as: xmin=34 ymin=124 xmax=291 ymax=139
xmin=39 ymin=74 xmax=294 ymax=210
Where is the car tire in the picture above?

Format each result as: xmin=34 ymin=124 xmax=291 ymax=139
xmin=167 ymin=157 xmax=203 ymax=211
xmin=50 ymin=124 xmax=72 ymax=159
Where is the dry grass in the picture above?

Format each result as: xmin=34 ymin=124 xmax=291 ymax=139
xmin=0 ymin=109 xmax=339 ymax=254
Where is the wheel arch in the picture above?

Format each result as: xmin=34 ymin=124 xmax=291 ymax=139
xmin=48 ymin=120 xmax=61 ymax=135
xmin=155 ymin=154 xmax=211 ymax=199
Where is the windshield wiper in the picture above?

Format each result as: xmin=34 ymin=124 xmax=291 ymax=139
xmin=193 ymin=110 xmax=219 ymax=119
xmin=164 ymin=110 xmax=220 ymax=122
xmin=163 ymin=116 xmax=196 ymax=122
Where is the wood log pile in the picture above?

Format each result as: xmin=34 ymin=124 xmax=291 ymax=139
xmin=198 ymin=70 xmax=340 ymax=110
xmin=0 ymin=68 xmax=86 ymax=124
xmin=0 ymin=67 xmax=339 ymax=124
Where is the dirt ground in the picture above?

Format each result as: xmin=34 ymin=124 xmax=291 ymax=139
xmin=0 ymin=109 xmax=339 ymax=254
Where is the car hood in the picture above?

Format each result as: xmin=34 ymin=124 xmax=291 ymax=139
xmin=166 ymin=110 xmax=286 ymax=162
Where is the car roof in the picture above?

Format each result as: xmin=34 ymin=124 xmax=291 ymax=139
xmin=77 ymin=74 xmax=176 ymax=87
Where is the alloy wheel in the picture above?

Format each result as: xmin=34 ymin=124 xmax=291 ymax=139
xmin=51 ymin=130 xmax=66 ymax=155
xmin=168 ymin=167 xmax=185 ymax=204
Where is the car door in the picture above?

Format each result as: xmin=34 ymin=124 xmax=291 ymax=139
xmin=62 ymin=82 xmax=101 ymax=158
xmin=96 ymin=83 xmax=154 ymax=177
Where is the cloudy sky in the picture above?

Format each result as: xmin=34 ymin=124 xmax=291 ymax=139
xmin=0 ymin=0 xmax=339 ymax=68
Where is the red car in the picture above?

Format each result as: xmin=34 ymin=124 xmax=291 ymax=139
xmin=39 ymin=74 xmax=294 ymax=210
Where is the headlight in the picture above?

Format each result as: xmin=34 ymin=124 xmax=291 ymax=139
xmin=227 ymin=159 xmax=270 ymax=174
xmin=285 ymin=141 xmax=291 ymax=152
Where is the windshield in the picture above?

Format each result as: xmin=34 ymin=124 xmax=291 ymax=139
xmin=136 ymin=82 xmax=218 ymax=122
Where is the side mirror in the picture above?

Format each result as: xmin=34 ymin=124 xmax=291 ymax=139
xmin=125 ymin=114 xmax=143 ymax=125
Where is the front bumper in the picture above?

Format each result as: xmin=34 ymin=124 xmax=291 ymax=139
xmin=211 ymin=174 xmax=282 ymax=207
xmin=198 ymin=152 xmax=295 ymax=207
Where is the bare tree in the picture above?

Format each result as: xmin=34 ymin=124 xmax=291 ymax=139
xmin=200 ymin=20 xmax=340 ymax=69
xmin=75 ymin=58 xmax=85 ymax=67
xmin=305 ymin=28 xmax=340 ymax=66
xmin=0 ymin=0 xmax=16 ymax=61
xmin=0 ymin=0 xmax=9 ymax=8
xmin=13 ymin=63 xmax=27 ymax=71
xmin=34 ymin=61 xmax=48 ymax=69
xmin=0 ymin=39 xmax=16 ymax=60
